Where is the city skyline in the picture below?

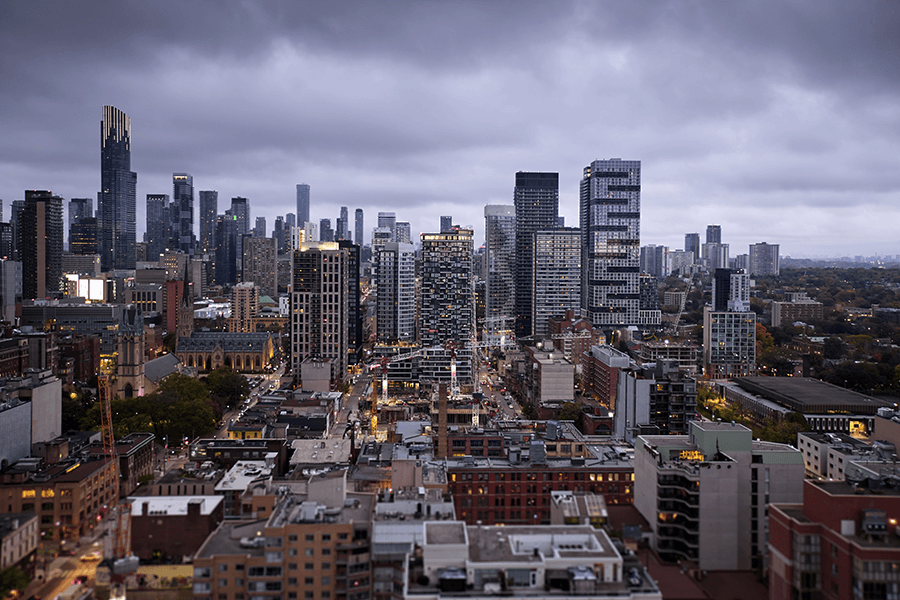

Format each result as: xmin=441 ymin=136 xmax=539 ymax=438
xmin=2 ymin=2 xmax=899 ymax=257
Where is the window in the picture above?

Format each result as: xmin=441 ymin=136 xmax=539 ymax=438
xmin=305 ymin=563 xmax=314 ymax=570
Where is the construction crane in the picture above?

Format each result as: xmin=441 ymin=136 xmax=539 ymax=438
xmin=98 ymin=374 xmax=138 ymax=599
xmin=367 ymin=346 xmax=441 ymax=432
xmin=670 ymin=289 xmax=688 ymax=335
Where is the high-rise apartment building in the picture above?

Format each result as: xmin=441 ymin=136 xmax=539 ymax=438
xmin=395 ymin=221 xmax=411 ymax=244
xmin=242 ymin=237 xmax=277 ymax=298
xmin=296 ymin=183 xmax=310 ymax=226
xmin=68 ymin=198 xmax=92 ymax=246
xmin=0 ymin=259 xmax=23 ymax=325
xmin=253 ymin=216 xmax=266 ymax=238
xmin=337 ymin=240 xmax=363 ymax=365
xmin=702 ymin=242 xmax=729 ymax=270
xmin=291 ymin=242 xmax=349 ymax=387
xmin=198 ymin=191 xmax=217 ymax=255
xmin=227 ymin=281 xmax=259 ymax=333
xmin=484 ymin=205 xmax=516 ymax=326
xmin=18 ymin=190 xmax=63 ymax=299
xmin=145 ymin=193 xmax=170 ymax=260
xmin=229 ymin=197 xmax=250 ymax=236
xmin=684 ymin=233 xmax=700 ymax=262
xmin=579 ymin=159 xmax=659 ymax=328
xmin=375 ymin=241 xmax=416 ymax=343
xmin=354 ymin=208 xmax=364 ymax=246
xmin=640 ymin=244 xmax=669 ymax=278
xmin=419 ymin=229 xmax=475 ymax=384
xmin=748 ymin=242 xmax=780 ymax=276
xmin=173 ymin=173 xmax=194 ymax=254
xmin=214 ymin=214 xmax=237 ymax=286
xmin=706 ymin=224 xmax=721 ymax=244
xmin=336 ymin=206 xmax=349 ymax=240
xmin=514 ymin=172 xmax=559 ymax=337
xmin=702 ymin=307 xmax=756 ymax=377
xmin=273 ymin=216 xmax=285 ymax=254
xmin=532 ymin=227 xmax=581 ymax=337
xmin=711 ymin=268 xmax=750 ymax=312
xmin=285 ymin=212 xmax=296 ymax=229
xmin=440 ymin=215 xmax=453 ymax=232
xmin=98 ymin=105 xmax=136 ymax=270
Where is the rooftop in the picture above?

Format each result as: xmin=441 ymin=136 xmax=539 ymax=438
xmin=736 ymin=377 xmax=893 ymax=414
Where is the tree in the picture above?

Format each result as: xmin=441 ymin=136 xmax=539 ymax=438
xmin=0 ymin=566 xmax=30 ymax=596
xmin=823 ymin=337 xmax=844 ymax=359
xmin=205 ymin=366 xmax=250 ymax=411
xmin=558 ymin=402 xmax=582 ymax=422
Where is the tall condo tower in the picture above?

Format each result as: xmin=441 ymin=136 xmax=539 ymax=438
xmin=18 ymin=190 xmax=63 ymax=299
xmin=484 ymin=205 xmax=516 ymax=326
xmin=579 ymin=158 xmax=659 ymax=328
xmin=375 ymin=241 xmax=417 ymax=343
xmin=440 ymin=215 xmax=453 ymax=232
xmin=706 ymin=225 xmax=722 ymax=244
xmin=514 ymin=172 xmax=559 ymax=337
xmin=198 ymin=191 xmax=218 ymax=255
xmin=173 ymin=173 xmax=194 ymax=254
xmin=98 ymin=105 xmax=137 ymax=270
xmin=145 ymin=194 xmax=169 ymax=260
xmin=684 ymin=233 xmax=700 ymax=262
xmin=354 ymin=208 xmax=364 ymax=246
xmin=533 ymin=227 xmax=581 ymax=337
xmin=296 ymin=184 xmax=310 ymax=226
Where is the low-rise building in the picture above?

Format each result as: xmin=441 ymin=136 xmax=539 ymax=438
xmin=0 ymin=512 xmax=39 ymax=572
xmin=129 ymin=496 xmax=224 ymax=562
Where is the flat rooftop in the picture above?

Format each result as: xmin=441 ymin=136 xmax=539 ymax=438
xmin=736 ymin=377 xmax=892 ymax=414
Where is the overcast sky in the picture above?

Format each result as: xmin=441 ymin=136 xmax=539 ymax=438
xmin=2 ymin=1 xmax=899 ymax=258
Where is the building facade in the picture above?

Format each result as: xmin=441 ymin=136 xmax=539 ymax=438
xmin=749 ymin=242 xmax=780 ymax=276
xmin=18 ymin=191 xmax=63 ymax=300
xmin=98 ymin=105 xmax=137 ymax=270
xmin=514 ymin=172 xmax=558 ymax=338
xmin=484 ymin=205 xmax=516 ymax=328
xmin=375 ymin=242 xmax=416 ymax=344
xmin=532 ymin=227 xmax=581 ymax=338
xmin=198 ymin=190 xmax=218 ymax=255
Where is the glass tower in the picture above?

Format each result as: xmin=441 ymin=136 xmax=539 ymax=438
xmin=514 ymin=172 xmax=558 ymax=338
xmin=98 ymin=105 xmax=136 ymax=270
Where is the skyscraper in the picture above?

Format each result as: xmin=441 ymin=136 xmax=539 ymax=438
xmin=579 ymin=159 xmax=659 ymax=328
xmin=68 ymin=197 xmax=92 ymax=230
xmin=684 ymin=233 xmax=700 ymax=263
xmin=242 ymin=237 xmax=278 ymax=298
xmin=419 ymin=228 xmax=475 ymax=384
xmin=640 ymin=244 xmax=669 ymax=278
xmin=354 ymin=208 xmax=364 ymax=247
xmin=514 ymin=172 xmax=558 ymax=337
xmin=337 ymin=240 xmax=363 ymax=365
xmin=337 ymin=206 xmax=349 ymax=240
xmin=230 ymin=197 xmax=250 ymax=236
xmin=273 ymin=216 xmax=285 ymax=254
xmin=198 ymin=190 xmax=218 ymax=255
xmin=749 ymin=242 xmax=780 ymax=276
xmin=440 ymin=215 xmax=452 ymax=232
xmin=145 ymin=194 xmax=170 ymax=260
xmin=215 ymin=214 xmax=238 ymax=286
xmin=285 ymin=212 xmax=296 ymax=230
xmin=18 ymin=190 xmax=63 ymax=299
xmin=173 ymin=173 xmax=194 ymax=254
xmin=296 ymin=184 xmax=310 ymax=226
xmin=375 ymin=241 xmax=417 ymax=343
xmin=706 ymin=225 xmax=721 ymax=244
xmin=69 ymin=217 xmax=98 ymax=255
xmin=377 ymin=212 xmax=396 ymax=241
xmin=291 ymin=241 xmax=349 ymax=386
xmin=98 ymin=105 xmax=137 ymax=270
xmin=254 ymin=216 xmax=267 ymax=238
xmin=319 ymin=219 xmax=334 ymax=242
xmin=533 ymin=227 xmax=581 ymax=337
xmin=484 ymin=205 xmax=516 ymax=325
xmin=395 ymin=221 xmax=411 ymax=244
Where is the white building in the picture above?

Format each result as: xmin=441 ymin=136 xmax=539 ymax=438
xmin=375 ymin=242 xmax=417 ymax=343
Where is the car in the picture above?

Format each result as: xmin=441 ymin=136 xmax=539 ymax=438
xmin=81 ymin=551 xmax=102 ymax=561
xmin=508 ymin=403 xmax=514 ymax=409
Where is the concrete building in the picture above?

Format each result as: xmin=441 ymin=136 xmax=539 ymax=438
xmin=582 ymin=345 xmax=632 ymax=409
xmin=227 ymin=281 xmax=259 ymax=333
xmin=614 ymin=361 xmax=697 ymax=443
xmin=0 ymin=259 xmax=22 ymax=325
xmin=579 ymin=159 xmax=659 ymax=329
xmin=640 ymin=244 xmax=668 ymax=278
xmin=635 ymin=420 xmax=803 ymax=572
xmin=532 ymin=228 xmax=581 ymax=338
xmin=291 ymin=242 xmax=349 ymax=388
xmin=702 ymin=306 xmax=756 ymax=378
xmin=748 ymin=242 xmax=780 ymax=276
xmin=0 ymin=512 xmax=39 ymax=572
xmin=522 ymin=346 xmax=575 ymax=411
xmin=18 ymin=190 xmax=64 ymax=300
xmin=771 ymin=292 xmax=824 ymax=327
xmin=514 ymin=172 xmax=558 ymax=338
xmin=242 ymin=236 xmax=278 ymax=298
xmin=375 ymin=242 xmax=416 ymax=343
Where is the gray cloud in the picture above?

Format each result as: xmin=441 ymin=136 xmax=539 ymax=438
xmin=1 ymin=0 xmax=899 ymax=257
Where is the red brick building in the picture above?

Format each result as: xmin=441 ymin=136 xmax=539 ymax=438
xmin=129 ymin=496 xmax=224 ymax=561
xmin=769 ymin=478 xmax=900 ymax=600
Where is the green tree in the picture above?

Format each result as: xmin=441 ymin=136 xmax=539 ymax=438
xmin=0 ymin=565 xmax=30 ymax=596
xmin=557 ymin=402 xmax=582 ymax=421
xmin=205 ymin=366 xmax=250 ymax=411
xmin=823 ymin=337 xmax=844 ymax=359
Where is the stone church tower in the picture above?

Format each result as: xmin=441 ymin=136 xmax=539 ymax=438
xmin=176 ymin=275 xmax=194 ymax=343
xmin=116 ymin=304 xmax=145 ymax=398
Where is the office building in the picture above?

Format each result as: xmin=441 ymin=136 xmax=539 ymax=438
xmin=514 ymin=171 xmax=559 ymax=337
xmin=18 ymin=190 xmax=63 ymax=300
xmin=319 ymin=218 xmax=334 ymax=242
xmin=377 ymin=211 xmax=396 ymax=241
xmin=684 ymin=232 xmax=700 ymax=262
xmin=532 ymin=227 xmax=581 ymax=337
xmin=748 ymin=242 xmax=780 ymax=276
xmin=8 ymin=201 xmax=24 ymax=261
xmin=338 ymin=240 xmax=363 ymax=365
xmin=635 ymin=421 xmax=803 ymax=572
xmin=354 ymin=208 xmax=364 ymax=246
xmin=296 ymin=183 xmax=310 ymax=226
xmin=69 ymin=217 xmax=98 ymax=255
xmin=214 ymin=214 xmax=238 ymax=286
xmin=173 ymin=173 xmax=194 ymax=254
xmin=229 ymin=197 xmax=250 ymax=236
xmin=419 ymin=229 xmax=475 ymax=384
xmin=251 ymin=216 xmax=265 ymax=238
xmin=706 ymin=224 xmax=721 ymax=244
xmin=291 ymin=242 xmax=349 ymax=387
xmin=375 ymin=241 xmax=416 ymax=343
xmin=440 ymin=215 xmax=452 ymax=232
xmin=145 ymin=193 xmax=169 ymax=260
xmin=67 ymin=197 xmax=92 ymax=244
xmin=0 ymin=259 xmax=22 ymax=325
xmin=579 ymin=159 xmax=659 ymax=328
xmin=198 ymin=190 xmax=217 ymax=255
xmin=98 ymin=105 xmax=137 ymax=270
xmin=484 ymin=205 xmax=516 ymax=326
xmin=273 ymin=216 xmax=285 ymax=254
xmin=336 ymin=205 xmax=348 ymax=240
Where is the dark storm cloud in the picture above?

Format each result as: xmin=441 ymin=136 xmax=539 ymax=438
xmin=1 ymin=1 xmax=899 ymax=256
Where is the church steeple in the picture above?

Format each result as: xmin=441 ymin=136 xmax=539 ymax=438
xmin=176 ymin=270 xmax=194 ymax=341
